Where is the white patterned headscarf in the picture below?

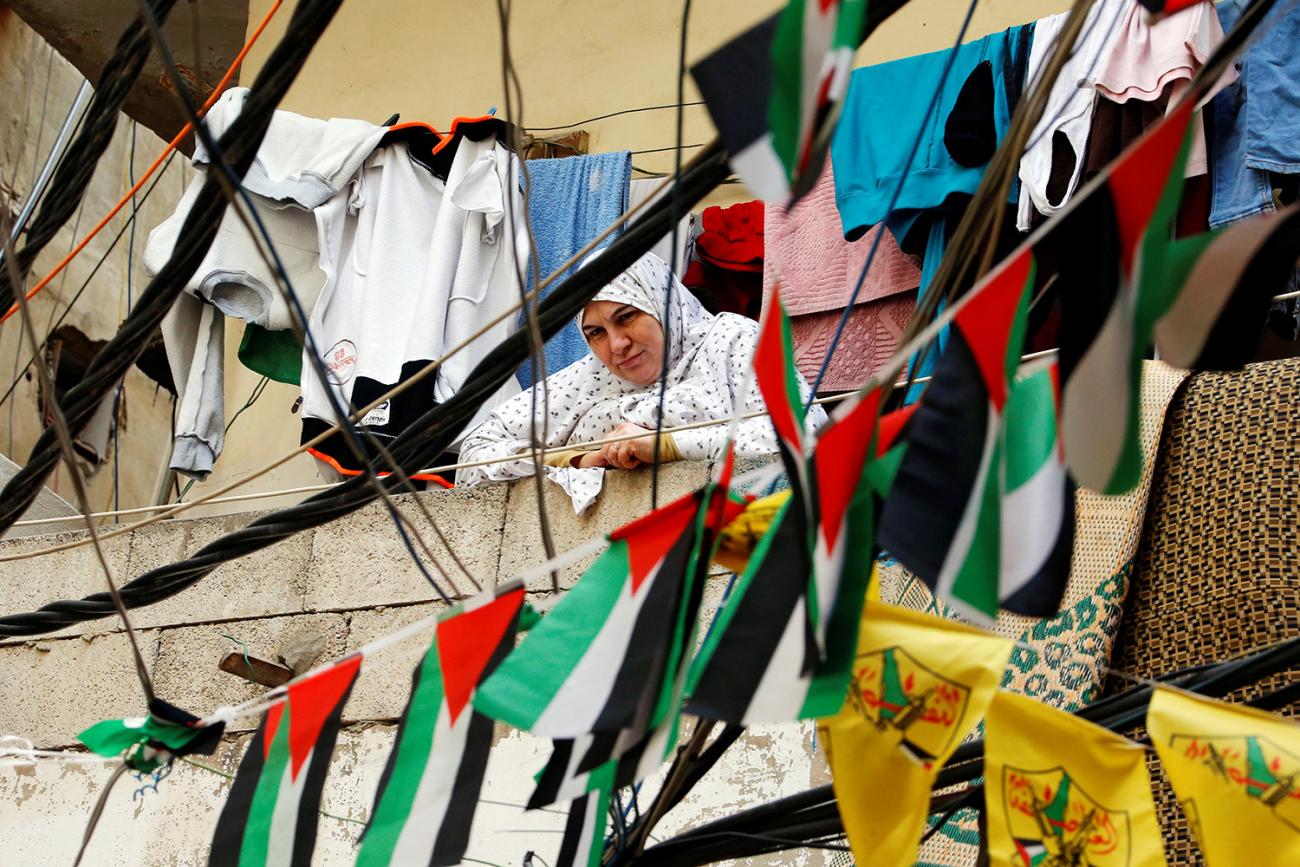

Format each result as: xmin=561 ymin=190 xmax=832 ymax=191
xmin=458 ymin=252 xmax=826 ymax=513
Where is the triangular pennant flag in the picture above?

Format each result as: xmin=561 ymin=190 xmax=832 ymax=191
xmin=690 ymin=1 xmax=869 ymax=203
xmin=1052 ymin=100 xmax=1197 ymax=495
xmin=820 ymin=601 xmax=1012 ymax=867
xmin=210 ymin=656 xmax=361 ymax=867
xmin=475 ymin=482 xmax=744 ymax=746
xmin=999 ymin=359 xmax=1074 ymax=617
xmin=1147 ymin=687 xmax=1300 ymax=867
xmin=1153 ymin=203 xmax=1300 ymax=371
xmin=356 ymin=583 xmax=525 ymax=867
xmin=79 ymin=698 xmax=225 ymax=772
xmin=768 ymin=0 xmax=869 ymax=201
xmin=686 ymin=390 xmax=912 ymax=724
xmin=985 ymin=690 xmax=1167 ymax=867
xmin=878 ymin=247 xmax=1035 ymax=622
xmin=553 ymin=762 xmax=615 ymax=867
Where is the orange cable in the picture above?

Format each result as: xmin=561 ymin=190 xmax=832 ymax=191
xmin=0 ymin=0 xmax=286 ymax=324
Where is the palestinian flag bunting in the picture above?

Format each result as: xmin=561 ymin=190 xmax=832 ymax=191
xmin=474 ymin=485 xmax=742 ymax=744
xmin=1154 ymin=203 xmax=1300 ymax=370
xmin=878 ymin=247 xmax=1035 ymax=623
xmin=769 ymin=0 xmax=869 ymax=200
xmin=356 ymin=583 xmax=525 ymax=867
xmin=691 ymin=1 xmax=869 ymax=202
xmin=209 ymin=656 xmax=361 ymax=867
xmin=998 ymin=360 xmax=1074 ymax=617
xmin=1054 ymin=99 xmax=1197 ymax=495
xmin=686 ymin=390 xmax=914 ymax=724
xmin=554 ymin=762 xmax=615 ymax=867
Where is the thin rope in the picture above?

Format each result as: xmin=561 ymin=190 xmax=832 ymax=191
xmin=0 ymin=347 xmax=1064 ymax=546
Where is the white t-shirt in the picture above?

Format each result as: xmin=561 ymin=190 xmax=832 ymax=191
xmin=301 ymin=138 xmax=524 ymax=451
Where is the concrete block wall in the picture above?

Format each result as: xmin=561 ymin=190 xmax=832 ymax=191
xmin=1 ymin=460 xmax=827 ymax=866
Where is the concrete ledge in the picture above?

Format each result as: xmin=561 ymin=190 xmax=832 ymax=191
xmin=0 ymin=630 xmax=160 ymax=748
xmin=305 ymin=484 xmax=507 ymax=612
xmin=498 ymin=461 xmax=712 ymax=588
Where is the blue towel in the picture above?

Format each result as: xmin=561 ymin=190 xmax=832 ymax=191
xmin=517 ymin=151 xmax=631 ymax=387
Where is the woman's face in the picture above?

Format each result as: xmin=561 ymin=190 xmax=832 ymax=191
xmin=581 ymin=300 xmax=665 ymax=385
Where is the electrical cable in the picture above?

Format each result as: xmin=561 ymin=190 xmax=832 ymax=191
xmin=0 ymin=0 xmax=351 ymax=545
xmin=648 ymin=0 xmax=693 ymax=509
xmin=495 ymin=0 xmax=561 ymax=591
xmin=525 ymin=101 xmax=705 ymax=132
xmin=0 ymin=150 xmax=182 ymax=415
xmin=0 ymin=142 xmax=731 ymax=636
xmin=0 ymin=0 xmax=180 ymax=317
xmin=0 ymin=0 xmax=288 ymax=325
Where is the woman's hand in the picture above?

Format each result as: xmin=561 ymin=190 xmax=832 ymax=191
xmin=601 ymin=423 xmax=657 ymax=469
xmin=572 ymin=450 xmax=610 ymax=469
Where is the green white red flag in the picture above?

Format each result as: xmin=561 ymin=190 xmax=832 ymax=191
xmin=1153 ymin=203 xmax=1300 ymax=370
xmin=355 ymin=583 xmax=525 ymax=867
xmin=686 ymin=389 xmax=915 ymax=723
xmin=691 ymin=1 xmax=869 ymax=202
xmin=209 ymin=656 xmax=361 ymax=867
xmin=877 ymin=247 xmax=1036 ymax=623
xmin=1052 ymin=100 xmax=1197 ymax=495
xmin=474 ymin=456 xmax=744 ymax=777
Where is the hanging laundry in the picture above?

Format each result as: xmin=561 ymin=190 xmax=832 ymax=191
xmin=300 ymin=126 xmax=527 ymax=478
xmin=1092 ymin=0 xmax=1228 ymax=178
xmin=763 ymin=156 xmax=919 ymax=391
xmin=516 ymin=151 xmax=631 ymax=388
xmin=682 ymin=199 xmax=764 ymax=317
xmin=1015 ymin=0 xmax=1129 ymax=231
xmin=830 ymin=24 xmax=1033 ymax=247
xmin=1209 ymin=0 xmax=1300 ymax=339
xmin=160 ymin=294 xmax=225 ymax=480
xmin=627 ymin=177 xmax=691 ymax=273
xmin=146 ymin=86 xmax=387 ymax=480
xmin=831 ymin=24 xmax=1032 ymax=400
xmin=192 ymin=86 xmax=387 ymax=209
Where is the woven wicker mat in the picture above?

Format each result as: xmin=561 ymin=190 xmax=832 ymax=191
xmin=875 ymin=360 xmax=1191 ymax=866
xmin=1104 ymin=358 xmax=1300 ymax=867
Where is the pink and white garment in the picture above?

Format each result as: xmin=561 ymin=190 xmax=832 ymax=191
xmin=1094 ymin=0 xmax=1231 ymax=177
xmin=763 ymin=157 xmax=920 ymax=391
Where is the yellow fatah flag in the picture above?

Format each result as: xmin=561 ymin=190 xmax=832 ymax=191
xmin=1147 ymin=686 xmax=1300 ymax=866
xmin=819 ymin=600 xmax=1012 ymax=867
xmin=985 ymin=690 xmax=1167 ymax=867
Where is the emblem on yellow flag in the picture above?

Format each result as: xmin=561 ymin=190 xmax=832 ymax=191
xmin=986 ymin=690 xmax=1167 ymax=867
xmin=1147 ymin=686 xmax=1300 ymax=866
xmin=820 ymin=601 xmax=1012 ymax=867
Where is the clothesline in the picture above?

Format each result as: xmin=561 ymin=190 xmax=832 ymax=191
xmin=5 ymin=347 xmax=1059 ymax=531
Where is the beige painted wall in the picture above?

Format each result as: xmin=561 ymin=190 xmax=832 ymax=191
xmin=171 ymin=0 xmax=1074 ymax=521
